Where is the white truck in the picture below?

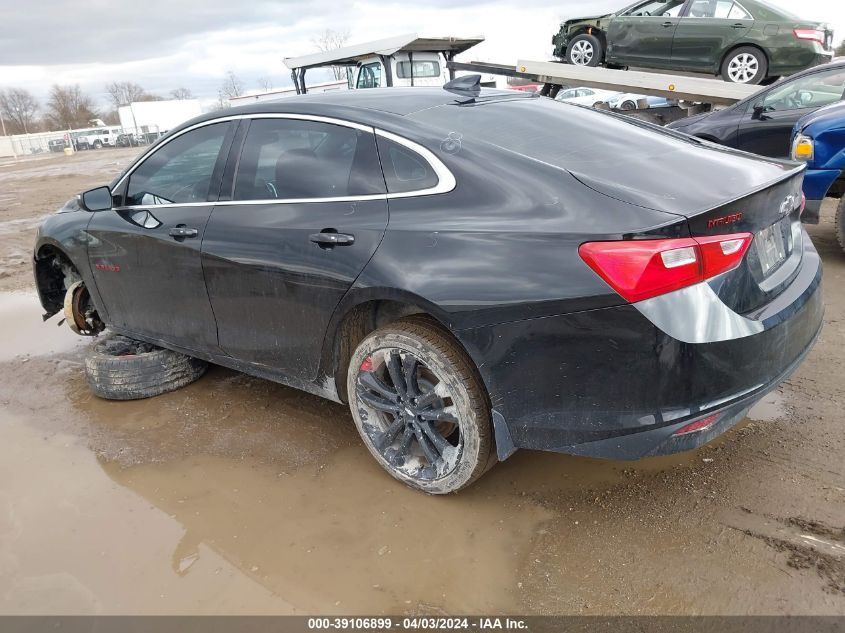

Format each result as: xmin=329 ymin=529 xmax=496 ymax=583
xmin=284 ymin=34 xmax=502 ymax=94
xmin=75 ymin=127 xmax=122 ymax=150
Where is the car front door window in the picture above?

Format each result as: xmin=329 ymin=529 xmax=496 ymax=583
xmin=125 ymin=123 xmax=229 ymax=206
xmin=623 ymin=0 xmax=685 ymax=16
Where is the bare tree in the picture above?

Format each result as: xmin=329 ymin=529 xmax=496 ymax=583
xmin=220 ymin=71 xmax=244 ymax=99
xmin=215 ymin=71 xmax=245 ymax=108
xmin=257 ymin=77 xmax=273 ymax=92
xmin=105 ymin=81 xmax=151 ymax=108
xmin=312 ymin=29 xmax=351 ymax=81
xmin=0 ymin=88 xmax=39 ymax=134
xmin=170 ymin=87 xmax=193 ymax=100
xmin=45 ymin=84 xmax=98 ymax=130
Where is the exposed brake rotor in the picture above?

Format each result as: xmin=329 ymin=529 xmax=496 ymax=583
xmin=63 ymin=280 xmax=103 ymax=336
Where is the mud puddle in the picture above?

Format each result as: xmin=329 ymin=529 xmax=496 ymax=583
xmin=0 ymin=292 xmax=86 ymax=362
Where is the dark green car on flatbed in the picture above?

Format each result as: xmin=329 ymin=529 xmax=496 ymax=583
xmin=552 ymin=0 xmax=834 ymax=84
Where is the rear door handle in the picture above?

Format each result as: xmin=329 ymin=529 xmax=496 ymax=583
xmin=169 ymin=226 xmax=198 ymax=239
xmin=731 ymin=23 xmax=746 ymax=28
xmin=662 ymin=21 xmax=674 ymax=27
xmin=309 ymin=231 xmax=355 ymax=247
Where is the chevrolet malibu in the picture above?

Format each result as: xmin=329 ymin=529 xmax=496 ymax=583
xmin=33 ymin=85 xmax=823 ymax=493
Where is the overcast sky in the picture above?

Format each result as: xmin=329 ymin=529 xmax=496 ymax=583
xmin=0 ymin=0 xmax=842 ymax=111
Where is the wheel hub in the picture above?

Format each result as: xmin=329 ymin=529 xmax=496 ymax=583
xmin=356 ymin=349 xmax=462 ymax=481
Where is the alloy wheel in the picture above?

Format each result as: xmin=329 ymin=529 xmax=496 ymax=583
xmin=570 ymin=40 xmax=594 ymax=65
xmin=355 ymin=348 xmax=462 ymax=482
xmin=727 ymin=53 xmax=759 ymax=83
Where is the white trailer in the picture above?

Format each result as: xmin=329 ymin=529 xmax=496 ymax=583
xmin=118 ymin=99 xmax=202 ymax=137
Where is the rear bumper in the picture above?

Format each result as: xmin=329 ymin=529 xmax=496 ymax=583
xmin=460 ymin=230 xmax=823 ymax=460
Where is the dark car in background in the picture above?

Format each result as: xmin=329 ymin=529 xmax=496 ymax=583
xmin=554 ymin=0 xmax=834 ymax=84
xmin=667 ymin=60 xmax=845 ymax=159
xmin=33 ymin=87 xmax=822 ymax=493
xmin=47 ymin=138 xmax=66 ymax=153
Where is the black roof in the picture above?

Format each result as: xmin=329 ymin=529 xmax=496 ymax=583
xmin=173 ymin=87 xmax=534 ymax=139
xmin=236 ymin=87 xmax=529 ymax=116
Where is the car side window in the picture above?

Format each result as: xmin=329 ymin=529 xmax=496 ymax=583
xmin=623 ymin=0 xmax=685 ymax=17
xmin=376 ymin=136 xmax=439 ymax=194
xmin=688 ymin=0 xmax=750 ymax=18
xmin=760 ymin=69 xmax=845 ymax=113
xmin=357 ymin=63 xmax=382 ymax=89
xmin=232 ymin=118 xmax=386 ymax=201
xmin=125 ymin=123 xmax=229 ymax=206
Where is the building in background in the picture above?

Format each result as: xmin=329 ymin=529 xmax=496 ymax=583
xmin=118 ymin=99 xmax=202 ymax=140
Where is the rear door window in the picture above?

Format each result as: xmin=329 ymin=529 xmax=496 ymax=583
xmin=687 ymin=0 xmax=751 ymax=18
xmin=232 ymin=118 xmax=385 ymax=200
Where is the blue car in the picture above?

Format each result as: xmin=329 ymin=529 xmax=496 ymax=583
xmin=791 ymin=101 xmax=845 ymax=247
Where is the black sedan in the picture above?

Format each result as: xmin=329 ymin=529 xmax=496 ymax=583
xmin=33 ymin=84 xmax=823 ymax=493
xmin=667 ymin=59 xmax=845 ymax=165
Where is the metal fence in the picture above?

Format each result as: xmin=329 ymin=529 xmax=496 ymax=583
xmin=0 ymin=125 xmax=164 ymax=160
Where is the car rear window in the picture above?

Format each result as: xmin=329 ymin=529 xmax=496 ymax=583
xmin=408 ymin=96 xmax=687 ymax=171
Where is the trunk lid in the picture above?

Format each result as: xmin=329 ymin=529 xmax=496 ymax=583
xmin=562 ymin=125 xmax=806 ymax=314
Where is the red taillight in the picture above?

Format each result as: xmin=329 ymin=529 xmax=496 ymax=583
xmin=578 ymin=233 xmax=752 ymax=303
xmin=673 ymin=413 xmax=719 ymax=436
xmin=793 ymin=28 xmax=825 ymax=45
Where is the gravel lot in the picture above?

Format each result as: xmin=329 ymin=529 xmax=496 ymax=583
xmin=0 ymin=148 xmax=842 ymax=614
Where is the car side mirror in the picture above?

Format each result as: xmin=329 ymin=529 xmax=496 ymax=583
xmin=80 ymin=186 xmax=113 ymax=212
xmin=751 ymin=104 xmax=767 ymax=120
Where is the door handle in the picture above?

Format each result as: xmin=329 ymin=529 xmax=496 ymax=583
xmin=731 ymin=23 xmax=746 ymax=28
xmin=662 ymin=21 xmax=674 ymax=27
xmin=169 ymin=226 xmax=198 ymax=239
xmin=309 ymin=231 xmax=355 ymax=247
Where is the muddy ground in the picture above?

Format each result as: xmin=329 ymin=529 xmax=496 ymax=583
xmin=0 ymin=149 xmax=843 ymax=615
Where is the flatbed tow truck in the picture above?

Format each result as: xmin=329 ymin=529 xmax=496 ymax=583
xmin=284 ymin=33 xmax=765 ymax=121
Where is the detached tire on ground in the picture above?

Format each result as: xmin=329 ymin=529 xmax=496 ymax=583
xmin=85 ymin=335 xmax=208 ymax=400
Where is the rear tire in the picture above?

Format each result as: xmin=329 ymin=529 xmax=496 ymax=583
xmin=721 ymin=47 xmax=767 ymax=84
xmin=835 ymin=197 xmax=845 ymax=253
xmin=620 ymin=99 xmax=638 ymax=111
xmin=85 ymin=334 xmax=207 ymax=400
xmin=566 ymin=33 xmax=603 ymax=67
xmin=347 ymin=318 xmax=492 ymax=494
